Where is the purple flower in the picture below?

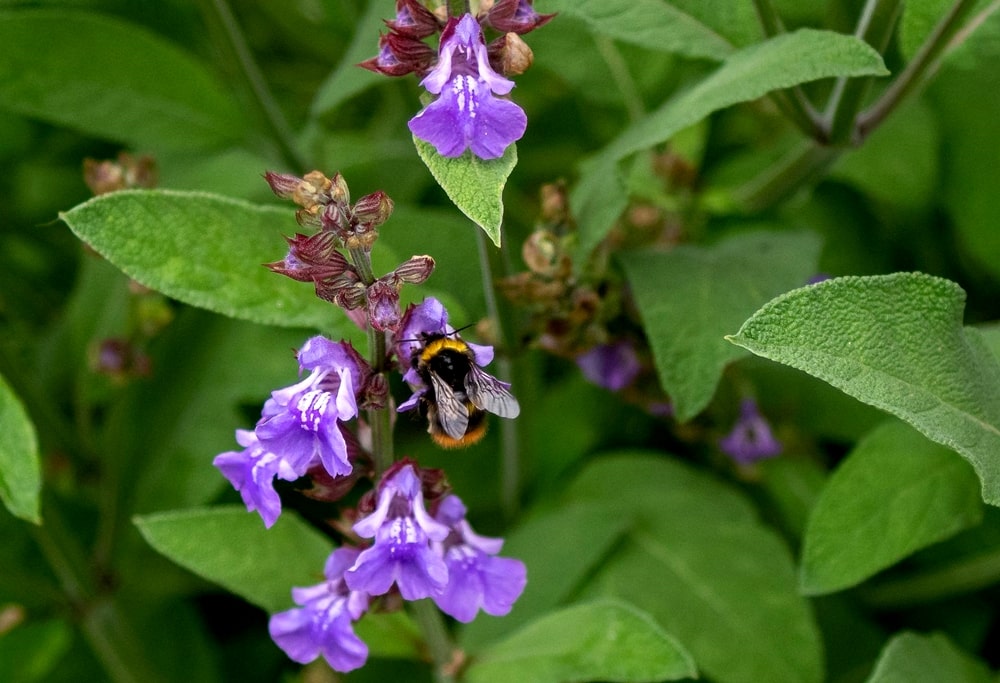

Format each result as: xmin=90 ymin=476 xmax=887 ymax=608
xmin=719 ymin=398 xmax=782 ymax=464
xmin=345 ymin=464 xmax=450 ymax=600
xmin=576 ymin=341 xmax=641 ymax=391
xmin=213 ymin=429 xmax=299 ymax=528
xmin=408 ymin=14 xmax=527 ymax=160
xmin=431 ymin=495 xmax=527 ymax=623
xmin=255 ymin=337 xmax=368 ymax=479
xmin=269 ymin=547 xmax=370 ymax=673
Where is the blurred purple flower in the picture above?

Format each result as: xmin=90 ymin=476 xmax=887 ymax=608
xmin=255 ymin=337 xmax=368 ymax=479
xmin=431 ymin=495 xmax=527 ymax=623
xmin=408 ymin=14 xmax=526 ymax=159
xmin=719 ymin=398 xmax=782 ymax=464
xmin=345 ymin=464 xmax=450 ymax=600
xmin=576 ymin=341 xmax=641 ymax=391
xmin=269 ymin=547 xmax=370 ymax=673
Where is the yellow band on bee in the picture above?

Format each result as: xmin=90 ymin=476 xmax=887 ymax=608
xmin=419 ymin=337 xmax=470 ymax=363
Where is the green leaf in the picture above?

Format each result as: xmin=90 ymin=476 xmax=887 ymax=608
xmin=800 ymin=420 xmax=983 ymax=595
xmin=543 ymin=0 xmax=735 ymax=60
xmin=0 ymin=9 xmax=246 ymax=150
xmin=0 ymin=372 xmax=41 ymax=524
xmin=413 ymin=137 xmax=517 ymax=247
xmin=728 ymin=273 xmax=1000 ymax=505
xmin=572 ymin=29 xmax=888 ymax=259
xmin=620 ymin=230 xmax=822 ymax=421
xmin=567 ymin=453 xmax=823 ymax=683
xmin=134 ymin=506 xmax=332 ymax=614
xmin=461 ymin=503 xmax=633 ymax=651
xmin=864 ymin=632 xmax=993 ymax=683
xmin=309 ymin=0 xmax=386 ymax=118
xmin=0 ymin=618 xmax=72 ymax=683
xmin=899 ymin=0 xmax=953 ymax=59
xmin=465 ymin=599 xmax=697 ymax=683
xmin=60 ymin=190 xmax=350 ymax=332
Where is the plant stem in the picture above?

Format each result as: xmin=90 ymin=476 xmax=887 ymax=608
xmin=734 ymin=141 xmax=839 ymax=213
xmin=822 ymin=0 xmax=903 ymax=145
xmin=203 ymin=0 xmax=308 ymax=170
xmin=411 ymin=599 xmax=457 ymax=683
xmin=751 ymin=0 xmax=826 ymax=140
xmin=856 ymin=0 xmax=978 ymax=142
xmin=475 ymin=229 xmax=520 ymax=518
xmin=348 ymin=246 xmax=394 ymax=475
xmin=594 ymin=36 xmax=645 ymax=123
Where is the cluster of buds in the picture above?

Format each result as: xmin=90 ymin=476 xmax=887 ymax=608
xmin=83 ymin=152 xmax=158 ymax=196
xmin=264 ymin=170 xmax=434 ymax=332
xmin=361 ymin=0 xmax=552 ymax=80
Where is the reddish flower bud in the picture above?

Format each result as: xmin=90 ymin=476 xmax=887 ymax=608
xmin=485 ymin=0 xmax=554 ymax=34
xmin=393 ymin=254 xmax=435 ymax=284
xmin=84 ymin=153 xmax=158 ymax=195
xmin=386 ymin=0 xmax=441 ymax=38
xmin=489 ymin=32 xmax=534 ymax=76
xmin=363 ymin=372 xmax=390 ymax=410
xmin=366 ymin=278 xmax=401 ymax=331
xmin=264 ymin=171 xmax=301 ymax=199
xmin=266 ymin=232 xmax=352 ymax=282
xmin=352 ymin=191 xmax=394 ymax=231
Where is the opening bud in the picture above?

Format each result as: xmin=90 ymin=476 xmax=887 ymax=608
xmin=393 ymin=255 xmax=435 ymax=285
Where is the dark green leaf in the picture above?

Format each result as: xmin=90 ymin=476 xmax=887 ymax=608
xmin=620 ymin=230 xmax=822 ymax=421
xmin=461 ymin=503 xmax=633 ymax=651
xmin=566 ymin=452 xmax=823 ymax=683
xmin=134 ymin=505 xmax=332 ymax=613
xmin=728 ymin=273 xmax=1000 ymax=505
xmin=864 ymin=631 xmax=993 ymax=683
xmin=465 ymin=599 xmax=696 ymax=683
xmin=0 ymin=618 xmax=71 ymax=683
xmin=413 ymin=137 xmax=517 ymax=247
xmin=800 ymin=420 xmax=983 ymax=595
xmin=60 ymin=190 xmax=355 ymax=332
xmin=0 ymin=9 xmax=246 ymax=150
xmin=572 ymin=29 xmax=888 ymax=259
xmin=0 ymin=371 xmax=40 ymax=524
xmin=543 ymin=0 xmax=735 ymax=59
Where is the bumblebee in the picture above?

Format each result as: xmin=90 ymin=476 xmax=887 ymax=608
xmin=413 ymin=333 xmax=520 ymax=448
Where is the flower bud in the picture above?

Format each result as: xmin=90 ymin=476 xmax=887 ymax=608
xmin=386 ymin=0 xmax=441 ymax=38
xmin=366 ymin=278 xmax=401 ymax=332
xmin=490 ymin=33 xmax=533 ymax=76
xmin=293 ymin=170 xmax=334 ymax=210
xmin=485 ymin=0 xmax=555 ymax=34
xmin=363 ymin=372 xmax=390 ymax=410
xmin=84 ymin=153 xmax=158 ymax=195
xmin=352 ymin=191 xmax=394 ymax=231
xmin=393 ymin=255 xmax=435 ymax=284
xmin=264 ymin=171 xmax=301 ymax=199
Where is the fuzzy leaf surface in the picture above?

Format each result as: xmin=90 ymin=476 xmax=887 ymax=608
xmin=544 ymin=0 xmax=735 ymax=59
xmin=729 ymin=273 xmax=1000 ymax=505
xmin=465 ymin=599 xmax=696 ymax=683
xmin=0 ymin=9 xmax=246 ymax=150
xmin=572 ymin=29 xmax=888 ymax=259
xmin=135 ymin=506 xmax=332 ymax=614
xmin=0 ymin=373 xmax=40 ymax=524
xmin=800 ymin=420 xmax=983 ymax=595
xmin=413 ymin=137 xmax=516 ymax=247
xmin=620 ymin=230 xmax=821 ymax=421
xmin=864 ymin=631 xmax=993 ymax=683
xmin=61 ymin=190 xmax=346 ymax=332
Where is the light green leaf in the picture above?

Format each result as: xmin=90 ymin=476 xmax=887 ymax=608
xmin=899 ymin=0 xmax=953 ymax=59
xmin=0 ymin=372 xmax=41 ymax=524
xmin=567 ymin=453 xmax=823 ymax=683
xmin=864 ymin=632 xmax=993 ymax=683
xmin=0 ymin=9 xmax=246 ymax=150
xmin=544 ymin=0 xmax=735 ymax=59
xmin=465 ymin=599 xmax=696 ymax=683
xmin=728 ymin=273 xmax=1000 ymax=505
xmin=60 ymin=190 xmax=348 ymax=332
xmin=134 ymin=506 xmax=332 ymax=614
xmin=413 ymin=137 xmax=517 ymax=247
xmin=572 ymin=29 xmax=888 ymax=259
xmin=620 ymin=230 xmax=822 ymax=421
xmin=800 ymin=420 xmax=983 ymax=595
xmin=309 ymin=0 xmax=387 ymax=117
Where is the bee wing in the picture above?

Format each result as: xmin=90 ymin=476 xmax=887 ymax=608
xmin=465 ymin=364 xmax=520 ymax=419
xmin=429 ymin=371 xmax=470 ymax=440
